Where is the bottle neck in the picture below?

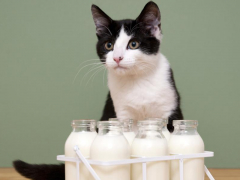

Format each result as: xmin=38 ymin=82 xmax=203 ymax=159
xmin=145 ymin=118 xmax=168 ymax=132
xmin=172 ymin=126 xmax=199 ymax=135
xmin=71 ymin=119 xmax=96 ymax=133
xmin=98 ymin=127 xmax=123 ymax=136
xmin=122 ymin=122 xmax=134 ymax=132
xmin=136 ymin=126 xmax=164 ymax=139
xmin=72 ymin=126 xmax=95 ymax=132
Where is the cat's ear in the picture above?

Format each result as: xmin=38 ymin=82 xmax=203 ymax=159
xmin=136 ymin=1 xmax=161 ymax=38
xmin=91 ymin=5 xmax=112 ymax=36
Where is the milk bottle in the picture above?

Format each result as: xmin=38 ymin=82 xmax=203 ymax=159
xmin=169 ymin=120 xmax=205 ymax=180
xmin=146 ymin=118 xmax=170 ymax=141
xmin=90 ymin=121 xmax=131 ymax=180
xmin=122 ymin=119 xmax=136 ymax=145
xmin=131 ymin=120 xmax=169 ymax=180
xmin=65 ymin=120 xmax=97 ymax=180
xmin=109 ymin=118 xmax=136 ymax=145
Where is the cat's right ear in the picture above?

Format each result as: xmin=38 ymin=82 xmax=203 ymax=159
xmin=91 ymin=5 xmax=112 ymax=36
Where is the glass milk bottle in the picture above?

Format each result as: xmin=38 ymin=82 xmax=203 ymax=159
xmin=147 ymin=118 xmax=171 ymax=141
xmin=90 ymin=121 xmax=131 ymax=180
xmin=122 ymin=119 xmax=136 ymax=145
xmin=65 ymin=120 xmax=97 ymax=180
xmin=131 ymin=120 xmax=169 ymax=180
xmin=109 ymin=118 xmax=136 ymax=145
xmin=169 ymin=120 xmax=205 ymax=180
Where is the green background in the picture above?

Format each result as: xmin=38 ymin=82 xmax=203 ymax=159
xmin=0 ymin=0 xmax=240 ymax=168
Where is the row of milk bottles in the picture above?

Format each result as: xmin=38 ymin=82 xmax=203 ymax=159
xmin=65 ymin=119 xmax=205 ymax=180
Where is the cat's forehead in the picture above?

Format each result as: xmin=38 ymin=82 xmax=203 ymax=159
xmin=111 ymin=19 xmax=138 ymax=37
xmin=114 ymin=26 xmax=132 ymax=48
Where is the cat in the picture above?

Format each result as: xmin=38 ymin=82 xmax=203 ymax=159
xmin=13 ymin=1 xmax=183 ymax=180
xmin=96 ymin=1 xmax=183 ymax=131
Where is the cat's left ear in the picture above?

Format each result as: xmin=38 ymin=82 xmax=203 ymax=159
xmin=136 ymin=1 xmax=161 ymax=39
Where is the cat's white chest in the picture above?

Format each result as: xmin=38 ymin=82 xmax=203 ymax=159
xmin=108 ymin=54 xmax=177 ymax=121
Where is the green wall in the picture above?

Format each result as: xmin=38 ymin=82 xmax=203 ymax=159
xmin=0 ymin=0 xmax=240 ymax=168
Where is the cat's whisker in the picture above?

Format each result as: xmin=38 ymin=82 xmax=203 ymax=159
xmin=77 ymin=59 xmax=105 ymax=68
xmin=103 ymin=67 xmax=107 ymax=86
xmin=81 ymin=64 xmax=104 ymax=86
xmin=82 ymin=66 xmax=104 ymax=88
xmin=85 ymin=66 xmax=105 ymax=87
xmin=73 ymin=62 xmax=104 ymax=84
xmin=93 ymin=67 xmax=106 ymax=85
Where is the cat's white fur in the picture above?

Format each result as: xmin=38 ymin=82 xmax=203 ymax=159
xmin=105 ymin=27 xmax=177 ymax=128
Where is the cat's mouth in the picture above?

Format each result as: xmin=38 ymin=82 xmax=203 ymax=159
xmin=114 ymin=65 xmax=128 ymax=70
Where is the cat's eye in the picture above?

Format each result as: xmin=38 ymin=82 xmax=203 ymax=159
xmin=105 ymin=42 xmax=114 ymax=51
xmin=128 ymin=40 xmax=140 ymax=49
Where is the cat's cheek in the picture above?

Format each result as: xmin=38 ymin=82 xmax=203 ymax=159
xmin=105 ymin=51 xmax=116 ymax=68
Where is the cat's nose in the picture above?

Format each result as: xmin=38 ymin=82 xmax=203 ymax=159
xmin=113 ymin=56 xmax=123 ymax=64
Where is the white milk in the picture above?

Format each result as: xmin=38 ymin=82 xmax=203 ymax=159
xmin=123 ymin=131 xmax=136 ymax=145
xmin=169 ymin=134 xmax=205 ymax=180
xmin=90 ymin=134 xmax=131 ymax=180
xmin=65 ymin=131 xmax=97 ymax=180
xmin=131 ymin=132 xmax=169 ymax=180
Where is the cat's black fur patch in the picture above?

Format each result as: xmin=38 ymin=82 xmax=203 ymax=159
xmin=100 ymin=92 xmax=116 ymax=120
xmin=167 ymin=68 xmax=184 ymax=131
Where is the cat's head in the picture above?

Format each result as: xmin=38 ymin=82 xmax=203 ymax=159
xmin=91 ymin=1 xmax=162 ymax=76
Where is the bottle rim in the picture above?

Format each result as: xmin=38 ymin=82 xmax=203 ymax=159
xmin=173 ymin=120 xmax=198 ymax=127
xmin=137 ymin=120 xmax=164 ymax=127
xmin=71 ymin=119 xmax=96 ymax=127
xmin=146 ymin=118 xmax=168 ymax=124
xmin=109 ymin=118 xmax=134 ymax=123
xmin=123 ymin=119 xmax=134 ymax=124
xmin=108 ymin=118 xmax=119 ymax=121
xmin=98 ymin=120 xmax=122 ymax=128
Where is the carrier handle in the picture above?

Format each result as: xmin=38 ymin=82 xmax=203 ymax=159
xmin=74 ymin=146 xmax=101 ymax=180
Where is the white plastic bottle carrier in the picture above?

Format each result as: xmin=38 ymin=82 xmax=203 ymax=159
xmin=57 ymin=146 xmax=215 ymax=180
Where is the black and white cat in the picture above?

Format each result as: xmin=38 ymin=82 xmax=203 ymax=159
xmin=14 ymin=2 xmax=183 ymax=179
xmin=97 ymin=2 xmax=183 ymax=131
